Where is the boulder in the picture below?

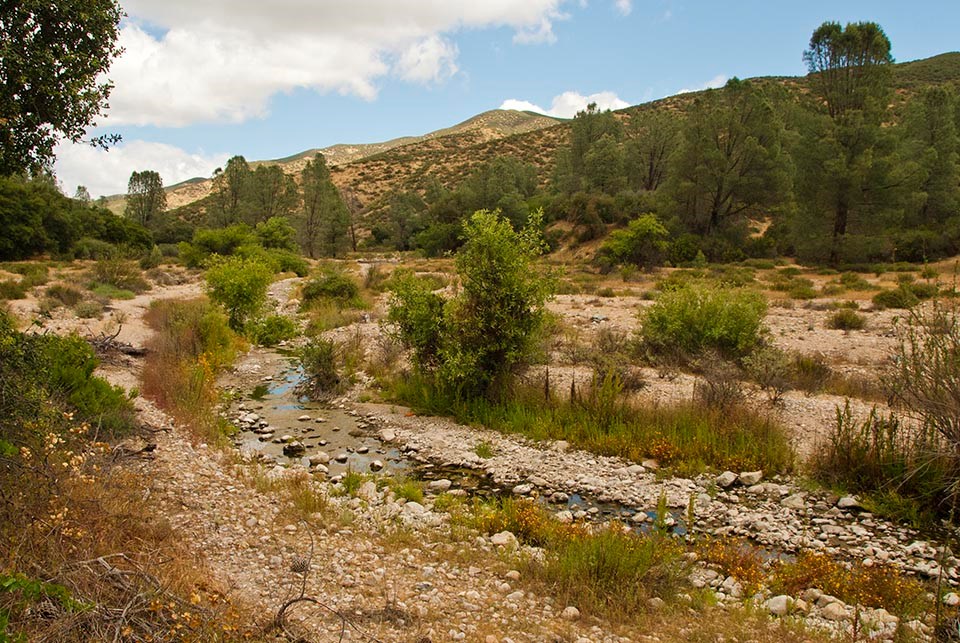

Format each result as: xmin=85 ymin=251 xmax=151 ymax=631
xmin=491 ymin=531 xmax=518 ymax=548
xmin=739 ymin=470 xmax=763 ymax=485
xmin=766 ymin=595 xmax=792 ymax=616
xmin=716 ymin=471 xmax=738 ymax=488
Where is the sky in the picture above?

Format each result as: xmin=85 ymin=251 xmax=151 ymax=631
xmin=53 ymin=0 xmax=960 ymax=198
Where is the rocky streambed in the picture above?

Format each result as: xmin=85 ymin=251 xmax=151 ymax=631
xmin=220 ymin=343 xmax=958 ymax=641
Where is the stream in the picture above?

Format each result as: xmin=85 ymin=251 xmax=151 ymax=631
xmin=221 ymin=348 xmax=693 ymax=537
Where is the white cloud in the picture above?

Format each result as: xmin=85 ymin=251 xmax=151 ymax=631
xmin=395 ymin=35 xmax=459 ymax=84
xmin=103 ymin=1 xmax=568 ymax=127
xmin=500 ymin=90 xmax=630 ymax=118
xmin=54 ymin=139 xmax=229 ymax=198
xmin=614 ymin=0 xmax=633 ymax=16
xmin=676 ymin=74 xmax=728 ymax=95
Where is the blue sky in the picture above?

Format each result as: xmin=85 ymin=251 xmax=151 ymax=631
xmin=54 ymin=0 xmax=960 ymax=198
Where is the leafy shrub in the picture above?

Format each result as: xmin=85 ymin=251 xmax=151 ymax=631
xmin=178 ymin=225 xmax=257 ymax=268
xmin=301 ymin=268 xmax=362 ymax=308
xmin=90 ymin=283 xmax=135 ymax=300
xmin=246 ymin=314 xmax=298 ymax=346
xmin=73 ymin=301 xmax=103 ymax=319
xmin=743 ymin=345 xmax=793 ymax=403
xmin=790 ymin=353 xmax=832 ymax=395
xmin=205 ymin=256 xmax=273 ymax=330
xmin=92 ymin=258 xmax=149 ymax=293
xmin=42 ymin=334 xmax=136 ymax=436
xmin=255 ymin=216 xmax=298 ymax=251
xmin=72 ymin=237 xmax=118 ymax=260
xmin=639 ymin=283 xmax=767 ymax=358
xmin=692 ymin=353 xmax=744 ymax=409
xmin=45 ymin=283 xmax=84 ymax=307
xmin=907 ymin=280 xmax=939 ymax=300
xmin=838 ymin=272 xmax=875 ymax=291
xmin=139 ymin=245 xmax=163 ymax=269
xmin=0 ymin=280 xmax=26 ymax=300
xmin=596 ymin=213 xmax=669 ymax=270
xmin=827 ymin=308 xmax=866 ymax=330
xmin=298 ymin=337 xmax=341 ymax=399
xmin=389 ymin=209 xmax=553 ymax=397
xmin=872 ymin=287 xmax=920 ymax=310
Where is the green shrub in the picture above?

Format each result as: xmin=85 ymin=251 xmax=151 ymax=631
xmin=139 ymin=245 xmax=163 ymax=269
xmin=639 ymin=284 xmax=767 ymax=358
xmin=596 ymin=213 xmax=669 ymax=270
xmin=205 ymin=256 xmax=273 ymax=330
xmin=298 ymin=337 xmax=341 ymax=399
xmin=0 ymin=280 xmax=26 ymax=300
xmin=388 ymin=209 xmax=553 ymax=397
xmin=72 ymin=237 xmax=118 ymax=260
xmin=839 ymin=272 xmax=875 ymax=291
xmin=90 ymin=283 xmax=135 ymax=300
xmin=301 ymin=268 xmax=362 ymax=308
xmin=907 ymin=281 xmax=939 ymax=300
xmin=45 ymin=283 xmax=84 ymax=306
xmin=788 ymin=281 xmax=817 ymax=300
xmin=178 ymin=225 xmax=258 ymax=268
xmin=743 ymin=345 xmax=793 ymax=402
xmin=872 ymin=287 xmax=920 ymax=310
xmin=92 ymin=258 xmax=149 ymax=293
xmin=74 ymin=301 xmax=103 ymax=319
xmin=791 ymin=353 xmax=832 ymax=394
xmin=246 ymin=314 xmax=298 ymax=346
xmin=42 ymin=334 xmax=136 ymax=436
xmin=827 ymin=308 xmax=866 ymax=330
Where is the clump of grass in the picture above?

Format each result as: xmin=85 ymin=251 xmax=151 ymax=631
xmin=142 ymin=298 xmax=242 ymax=443
xmin=301 ymin=267 xmax=365 ymax=310
xmin=73 ymin=300 xmax=104 ymax=319
xmin=91 ymin=283 xmax=136 ymax=300
xmin=297 ymin=337 xmax=341 ymax=400
xmin=390 ymin=478 xmax=424 ymax=503
xmin=473 ymin=441 xmax=494 ymax=459
xmin=0 ymin=279 xmax=27 ymax=300
xmin=245 ymin=314 xmax=298 ymax=347
xmin=772 ymin=551 xmax=927 ymax=617
xmin=91 ymin=258 xmax=149 ymax=294
xmin=462 ymin=498 xmax=688 ymax=618
xmin=698 ymin=537 xmax=767 ymax=597
xmin=46 ymin=283 xmax=84 ymax=306
xmin=827 ymin=308 xmax=866 ymax=330
xmin=392 ymin=374 xmax=794 ymax=475
xmin=872 ymin=286 xmax=920 ymax=310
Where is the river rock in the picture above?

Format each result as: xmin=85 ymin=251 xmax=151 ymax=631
xmin=945 ymin=592 xmax=960 ymax=607
xmin=298 ymin=415 xmax=311 ymax=421
xmin=335 ymin=453 xmax=349 ymax=463
xmin=491 ymin=531 xmax=518 ymax=548
xmin=782 ymin=493 xmax=806 ymax=509
xmin=766 ymin=595 xmax=792 ymax=616
xmin=369 ymin=460 xmax=384 ymax=472
xmin=380 ymin=429 xmax=397 ymax=442
xmin=512 ymin=483 xmax=533 ymax=495
xmin=739 ymin=470 xmax=763 ymax=485
xmin=821 ymin=602 xmax=849 ymax=621
xmin=429 ymin=479 xmax=452 ymax=492
xmin=310 ymin=452 xmax=330 ymax=465
xmin=837 ymin=496 xmax=860 ymax=510
xmin=561 ymin=606 xmax=580 ymax=620
xmin=282 ymin=441 xmax=306 ymax=457
xmin=716 ymin=471 xmax=738 ymax=488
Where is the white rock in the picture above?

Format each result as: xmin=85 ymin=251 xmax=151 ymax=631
xmin=512 ymin=483 xmax=533 ymax=495
xmin=821 ymin=602 xmax=849 ymax=621
xmin=782 ymin=493 xmax=806 ymax=509
xmin=647 ymin=597 xmax=665 ymax=610
xmin=739 ymin=470 xmax=763 ymax=485
xmin=369 ymin=460 xmax=384 ymax=472
xmin=716 ymin=471 xmax=738 ymax=488
xmin=380 ymin=429 xmax=397 ymax=442
xmin=641 ymin=459 xmax=659 ymax=470
xmin=766 ymin=595 xmax=792 ymax=616
xmin=491 ymin=531 xmax=518 ymax=547
xmin=945 ymin=592 xmax=960 ymax=607
xmin=837 ymin=496 xmax=860 ymax=510
xmin=561 ymin=606 xmax=580 ymax=620
xmin=403 ymin=501 xmax=426 ymax=515
xmin=310 ymin=452 xmax=330 ymax=465
xmin=429 ymin=479 xmax=452 ymax=492
xmin=505 ymin=590 xmax=524 ymax=602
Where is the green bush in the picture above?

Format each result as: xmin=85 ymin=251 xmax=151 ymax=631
xmin=385 ymin=271 xmax=445 ymax=370
xmin=839 ymin=272 xmax=875 ymax=291
xmin=246 ymin=314 xmax=298 ymax=346
xmin=640 ymin=284 xmax=767 ymax=358
xmin=178 ymin=224 xmax=258 ymax=268
xmin=72 ymin=237 xmax=118 ymax=260
xmin=139 ymin=245 xmax=163 ymax=270
xmin=45 ymin=283 xmax=84 ymax=306
xmin=42 ymin=334 xmax=136 ymax=436
xmin=298 ymin=337 xmax=340 ymax=399
xmin=92 ymin=258 xmax=149 ymax=293
xmin=301 ymin=268 xmax=362 ymax=308
xmin=0 ymin=280 xmax=26 ymax=300
xmin=827 ymin=308 xmax=866 ymax=330
xmin=596 ymin=213 xmax=669 ymax=270
xmin=73 ymin=300 xmax=103 ymax=319
xmin=388 ymin=209 xmax=553 ymax=397
xmin=205 ymin=256 xmax=273 ymax=330
xmin=872 ymin=287 xmax=920 ymax=310
xmin=90 ymin=283 xmax=135 ymax=300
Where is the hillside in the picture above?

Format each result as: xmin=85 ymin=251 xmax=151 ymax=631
xmin=162 ymin=52 xmax=960 ymax=222
xmin=105 ymin=109 xmax=561 ymax=214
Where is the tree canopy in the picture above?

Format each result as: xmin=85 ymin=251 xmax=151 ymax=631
xmin=0 ymin=0 xmax=124 ymax=175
